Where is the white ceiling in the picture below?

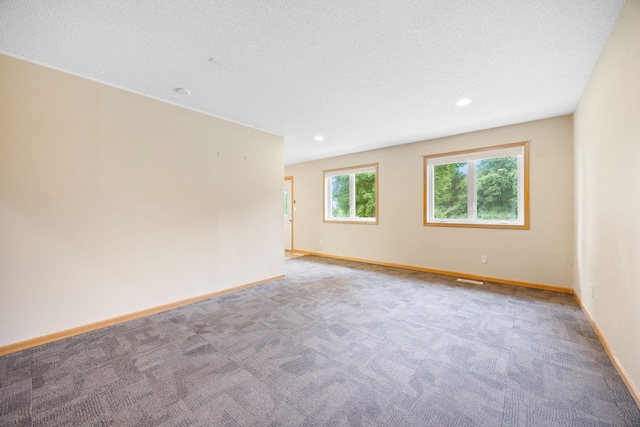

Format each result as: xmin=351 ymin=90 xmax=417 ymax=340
xmin=0 ymin=1 xmax=624 ymax=165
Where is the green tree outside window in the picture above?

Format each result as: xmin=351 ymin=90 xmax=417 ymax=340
xmin=477 ymin=156 xmax=518 ymax=220
xmin=331 ymin=175 xmax=350 ymax=218
xmin=426 ymin=142 xmax=527 ymax=228
xmin=325 ymin=165 xmax=377 ymax=223
xmin=433 ymin=162 xmax=467 ymax=219
xmin=355 ymin=172 xmax=376 ymax=218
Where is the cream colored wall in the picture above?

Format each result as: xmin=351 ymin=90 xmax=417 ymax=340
xmin=0 ymin=54 xmax=284 ymax=347
xmin=573 ymin=0 xmax=640 ymax=398
xmin=286 ymin=116 xmax=573 ymax=287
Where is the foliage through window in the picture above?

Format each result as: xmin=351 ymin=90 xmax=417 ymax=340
xmin=324 ymin=164 xmax=378 ymax=223
xmin=424 ymin=142 xmax=529 ymax=229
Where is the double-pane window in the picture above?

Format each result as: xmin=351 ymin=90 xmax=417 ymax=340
xmin=324 ymin=164 xmax=378 ymax=224
xmin=424 ymin=142 xmax=529 ymax=229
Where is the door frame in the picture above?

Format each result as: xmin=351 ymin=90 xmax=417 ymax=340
xmin=284 ymin=175 xmax=294 ymax=251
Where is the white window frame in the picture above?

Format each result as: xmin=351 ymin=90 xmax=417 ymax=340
xmin=424 ymin=142 xmax=529 ymax=229
xmin=323 ymin=163 xmax=378 ymax=224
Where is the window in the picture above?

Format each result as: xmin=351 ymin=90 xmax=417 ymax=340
xmin=324 ymin=163 xmax=378 ymax=224
xmin=424 ymin=142 xmax=529 ymax=229
xmin=283 ymin=187 xmax=289 ymax=217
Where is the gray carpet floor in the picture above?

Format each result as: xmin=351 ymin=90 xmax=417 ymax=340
xmin=1 ymin=255 xmax=639 ymax=426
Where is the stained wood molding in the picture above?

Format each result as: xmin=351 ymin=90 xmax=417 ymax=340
xmin=297 ymin=250 xmax=639 ymax=408
xmin=299 ymin=251 xmax=572 ymax=294
xmin=573 ymin=293 xmax=640 ymax=409
xmin=0 ymin=274 xmax=284 ymax=357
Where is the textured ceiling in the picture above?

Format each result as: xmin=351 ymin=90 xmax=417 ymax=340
xmin=0 ymin=1 xmax=624 ymax=165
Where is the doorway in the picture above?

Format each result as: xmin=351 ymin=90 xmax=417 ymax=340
xmin=284 ymin=176 xmax=293 ymax=251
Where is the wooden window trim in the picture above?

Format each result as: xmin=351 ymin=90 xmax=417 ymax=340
xmin=323 ymin=163 xmax=379 ymax=225
xmin=423 ymin=141 xmax=530 ymax=230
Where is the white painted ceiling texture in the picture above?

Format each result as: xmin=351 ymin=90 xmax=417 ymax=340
xmin=0 ymin=1 xmax=625 ymax=165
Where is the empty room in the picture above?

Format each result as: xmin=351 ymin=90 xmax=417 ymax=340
xmin=1 ymin=1 xmax=639 ymax=426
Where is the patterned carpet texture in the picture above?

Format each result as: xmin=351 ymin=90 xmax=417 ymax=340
xmin=1 ymin=255 xmax=639 ymax=426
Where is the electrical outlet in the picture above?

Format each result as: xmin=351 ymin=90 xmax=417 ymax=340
xmin=319 ymin=239 xmax=323 ymax=245
xmin=481 ymin=255 xmax=487 ymax=264
xmin=591 ymin=283 xmax=594 ymax=298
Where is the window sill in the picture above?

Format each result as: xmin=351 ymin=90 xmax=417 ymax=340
xmin=324 ymin=219 xmax=378 ymax=225
xmin=424 ymin=221 xmax=528 ymax=230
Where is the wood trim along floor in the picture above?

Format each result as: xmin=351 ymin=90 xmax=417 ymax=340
xmin=299 ymin=250 xmax=640 ymax=408
xmin=298 ymin=251 xmax=573 ymax=294
xmin=285 ymin=250 xmax=306 ymax=259
xmin=2 ymin=253 xmax=637 ymax=411
xmin=0 ymin=274 xmax=285 ymax=357
xmin=299 ymin=251 xmax=640 ymax=406
xmin=573 ymin=293 xmax=640 ymax=409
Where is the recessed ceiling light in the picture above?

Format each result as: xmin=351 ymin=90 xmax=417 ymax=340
xmin=456 ymin=98 xmax=472 ymax=106
xmin=174 ymin=87 xmax=191 ymax=95
xmin=314 ymin=135 xmax=324 ymax=141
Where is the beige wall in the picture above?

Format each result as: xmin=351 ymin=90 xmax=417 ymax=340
xmin=574 ymin=0 xmax=640 ymax=398
xmin=0 ymin=54 xmax=284 ymax=347
xmin=286 ymin=116 xmax=573 ymax=288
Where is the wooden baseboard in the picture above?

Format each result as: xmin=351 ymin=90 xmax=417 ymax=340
xmin=298 ymin=251 xmax=573 ymax=294
xmin=0 ymin=274 xmax=284 ymax=357
xmin=298 ymin=251 xmax=640 ymax=407
xmin=4 ymin=256 xmax=636 ymax=410
xmin=573 ymin=293 xmax=640 ymax=409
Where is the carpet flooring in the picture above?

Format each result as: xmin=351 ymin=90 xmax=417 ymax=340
xmin=1 ymin=255 xmax=639 ymax=426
